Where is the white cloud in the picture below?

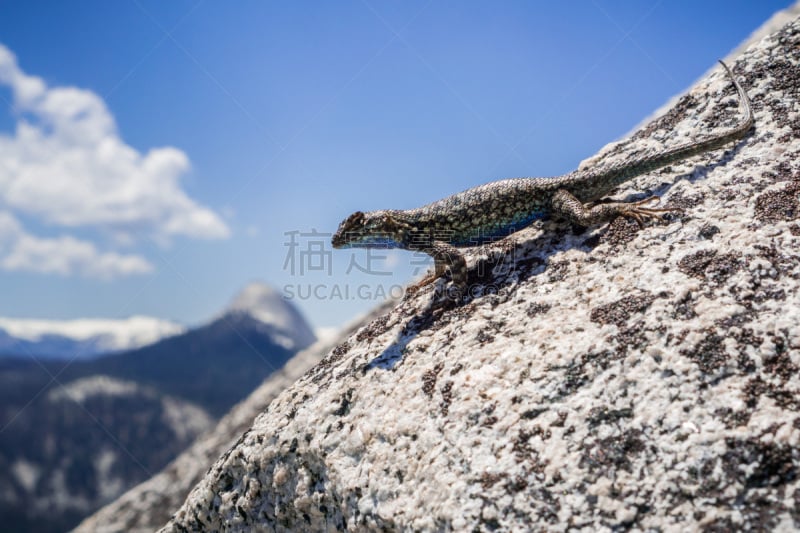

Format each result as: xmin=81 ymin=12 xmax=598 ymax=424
xmin=4 ymin=233 xmax=154 ymax=278
xmin=0 ymin=43 xmax=230 ymax=278
xmin=0 ymin=211 xmax=152 ymax=279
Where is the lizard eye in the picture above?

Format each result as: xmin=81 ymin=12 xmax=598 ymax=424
xmin=346 ymin=211 xmax=365 ymax=228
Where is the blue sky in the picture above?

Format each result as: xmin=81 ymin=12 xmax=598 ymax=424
xmin=0 ymin=1 xmax=791 ymax=331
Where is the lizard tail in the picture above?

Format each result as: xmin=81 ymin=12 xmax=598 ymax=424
xmin=572 ymin=59 xmax=754 ymax=201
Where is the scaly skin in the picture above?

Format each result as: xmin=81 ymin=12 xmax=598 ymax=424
xmin=332 ymin=61 xmax=754 ymax=301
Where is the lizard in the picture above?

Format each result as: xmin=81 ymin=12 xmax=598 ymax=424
xmin=332 ymin=61 xmax=754 ymax=302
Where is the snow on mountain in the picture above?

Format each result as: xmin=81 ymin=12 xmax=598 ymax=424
xmin=0 ymin=282 xmax=314 ymax=360
xmin=222 ymin=282 xmax=316 ymax=351
xmin=46 ymin=375 xmax=213 ymax=439
xmin=46 ymin=375 xmax=140 ymax=403
xmin=0 ymin=315 xmax=186 ymax=359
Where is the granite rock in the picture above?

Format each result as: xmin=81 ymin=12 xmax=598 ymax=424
xmin=160 ymin=15 xmax=800 ymax=533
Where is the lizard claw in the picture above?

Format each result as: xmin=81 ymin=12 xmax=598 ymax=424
xmin=622 ymin=196 xmax=681 ymax=226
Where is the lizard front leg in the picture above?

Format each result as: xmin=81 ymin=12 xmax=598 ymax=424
xmin=429 ymin=241 xmax=467 ymax=300
xmin=408 ymin=257 xmax=448 ymax=292
xmin=550 ymin=189 xmax=678 ymax=227
xmin=407 ymin=241 xmax=467 ymax=300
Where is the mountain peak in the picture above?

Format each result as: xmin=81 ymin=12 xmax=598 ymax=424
xmin=223 ymin=282 xmax=315 ymax=351
xmin=226 ymin=282 xmax=282 ymax=315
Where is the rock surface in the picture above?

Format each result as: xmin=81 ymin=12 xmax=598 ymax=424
xmin=72 ymin=308 xmax=383 ymax=533
xmin=159 ymin=16 xmax=800 ymax=532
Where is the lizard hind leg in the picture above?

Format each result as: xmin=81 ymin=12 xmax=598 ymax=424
xmin=551 ymin=189 xmax=680 ymax=228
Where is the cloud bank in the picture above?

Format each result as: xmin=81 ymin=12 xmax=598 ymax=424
xmin=0 ymin=43 xmax=230 ymax=278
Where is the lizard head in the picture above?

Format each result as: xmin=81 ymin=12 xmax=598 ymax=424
xmin=332 ymin=210 xmax=406 ymax=249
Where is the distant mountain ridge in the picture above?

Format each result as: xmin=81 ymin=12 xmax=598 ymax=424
xmin=0 ymin=374 xmax=213 ymax=533
xmin=0 ymin=281 xmax=316 ymax=532
xmin=55 ymin=282 xmax=317 ymax=417
xmin=0 ymin=315 xmax=186 ymax=359
xmin=0 ymin=282 xmax=316 ymax=361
